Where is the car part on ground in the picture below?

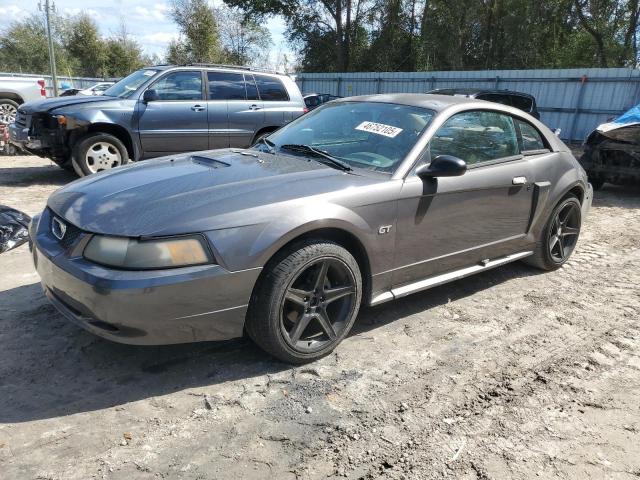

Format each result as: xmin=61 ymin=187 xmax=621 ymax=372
xmin=579 ymin=104 xmax=640 ymax=189
xmin=427 ymin=88 xmax=540 ymax=119
xmin=8 ymin=64 xmax=306 ymax=176
xmin=0 ymin=206 xmax=31 ymax=254
xmin=30 ymin=93 xmax=591 ymax=363
xmin=0 ymin=76 xmax=47 ymax=124
xmin=1 ymin=123 xmax=20 ymax=155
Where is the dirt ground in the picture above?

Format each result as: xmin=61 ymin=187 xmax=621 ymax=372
xmin=1 ymin=154 xmax=639 ymax=480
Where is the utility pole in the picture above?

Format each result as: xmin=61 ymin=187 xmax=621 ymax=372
xmin=39 ymin=0 xmax=58 ymax=97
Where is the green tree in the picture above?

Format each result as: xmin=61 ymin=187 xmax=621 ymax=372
xmin=62 ymin=13 xmax=107 ymax=77
xmin=103 ymin=24 xmax=147 ymax=77
xmin=170 ymin=0 xmax=224 ymax=63
xmin=216 ymin=6 xmax=272 ymax=65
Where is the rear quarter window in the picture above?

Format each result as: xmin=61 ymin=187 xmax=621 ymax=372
xmin=254 ymin=75 xmax=289 ymax=101
xmin=510 ymin=95 xmax=534 ymax=112
xmin=515 ymin=118 xmax=547 ymax=152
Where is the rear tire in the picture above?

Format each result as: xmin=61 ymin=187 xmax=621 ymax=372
xmin=252 ymin=129 xmax=275 ymax=147
xmin=524 ymin=195 xmax=582 ymax=271
xmin=246 ymin=240 xmax=362 ymax=364
xmin=72 ymin=132 xmax=129 ymax=176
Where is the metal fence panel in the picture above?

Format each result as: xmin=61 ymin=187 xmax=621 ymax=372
xmin=295 ymin=68 xmax=640 ymax=142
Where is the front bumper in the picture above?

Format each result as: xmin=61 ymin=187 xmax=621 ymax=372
xmin=8 ymin=123 xmax=42 ymax=149
xmin=31 ymin=213 xmax=261 ymax=345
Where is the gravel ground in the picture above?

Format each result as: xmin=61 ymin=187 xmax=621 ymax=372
xmin=1 ymin=155 xmax=639 ymax=480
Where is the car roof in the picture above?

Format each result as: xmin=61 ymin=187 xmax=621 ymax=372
xmin=333 ymin=93 xmax=492 ymax=113
xmin=428 ymin=88 xmax=534 ymax=98
xmin=147 ymin=64 xmax=287 ymax=77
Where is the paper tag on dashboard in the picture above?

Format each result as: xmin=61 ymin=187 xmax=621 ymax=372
xmin=355 ymin=121 xmax=403 ymax=138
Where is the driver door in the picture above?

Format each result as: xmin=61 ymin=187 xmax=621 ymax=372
xmin=138 ymin=70 xmax=208 ymax=155
xmin=392 ymin=110 xmax=535 ymax=286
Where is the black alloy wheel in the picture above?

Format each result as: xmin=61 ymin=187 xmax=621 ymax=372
xmin=547 ymin=200 xmax=581 ymax=263
xmin=280 ymin=258 xmax=356 ymax=353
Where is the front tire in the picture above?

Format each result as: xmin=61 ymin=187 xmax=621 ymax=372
xmin=524 ymin=195 xmax=582 ymax=271
xmin=246 ymin=240 xmax=362 ymax=364
xmin=72 ymin=133 xmax=129 ymax=176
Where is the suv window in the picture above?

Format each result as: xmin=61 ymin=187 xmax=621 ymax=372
xmin=208 ymin=72 xmax=246 ymax=100
xmin=245 ymin=75 xmax=259 ymax=100
xmin=515 ymin=118 xmax=547 ymax=151
xmin=510 ymin=95 xmax=534 ymax=112
xmin=430 ymin=110 xmax=519 ymax=165
xmin=254 ymin=75 xmax=289 ymax=101
xmin=153 ymin=71 xmax=203 ymax=101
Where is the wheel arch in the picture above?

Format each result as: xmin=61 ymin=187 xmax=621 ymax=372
xmin=252 ymin=126 xmax=280 ymax=144
xmin=78 ymin=123 xmax=137 ymax=160
xmin=0 ymin=92 xmax=24 ymax=104
xmin=255 ymin=225 xmax=373 ymax=307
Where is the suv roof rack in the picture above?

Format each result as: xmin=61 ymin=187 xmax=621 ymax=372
xmin=179 ymin=63 xmax=286 ymax=75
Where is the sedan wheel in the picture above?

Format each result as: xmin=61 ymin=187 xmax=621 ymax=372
xmin=246 ymin=240 xmax=362 ymax=364
xmin=524 ymin=195 xmax=582 ymax=271
xmin=281 ymin=258 xmax=357 ymax=353
xmin=548 ymin=201 xmax=581 ymax=263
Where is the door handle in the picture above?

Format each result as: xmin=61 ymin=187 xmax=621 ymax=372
xmin=249 ymin=104 xmax=261 ymax=111
xmin=512 ymin=176 xmax=527 ymax=185
xmin=191 ymin=105 xmax=205 ymax=112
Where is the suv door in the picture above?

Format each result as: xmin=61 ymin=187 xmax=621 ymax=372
xmin=254 ymin=73 xmax=291 ymax=129
xmin=138 ymin=70 xmax=208 ymax=155
xmin=207 ymin=71 xmax=263 ymax=148
xmin=392 ymin=110 xmax=535 ymax=286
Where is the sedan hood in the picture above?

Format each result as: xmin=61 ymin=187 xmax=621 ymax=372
xmin=48 ymin=150 xmax=379 ymax=236
xmin=18 ymin=95 xmax=113 ymax=114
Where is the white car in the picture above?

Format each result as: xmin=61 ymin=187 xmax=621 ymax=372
xmin=78 ymin=82 xmax=115 ymax=96
xmin=0 ymin=76 xmax=47 ymax=124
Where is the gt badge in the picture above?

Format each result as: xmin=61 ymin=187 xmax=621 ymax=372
xmin=378 ymin=225 xmax=392 ymax=235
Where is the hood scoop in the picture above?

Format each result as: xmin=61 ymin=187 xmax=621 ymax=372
xmin=189 ymin=155 xmax=230 ymax=169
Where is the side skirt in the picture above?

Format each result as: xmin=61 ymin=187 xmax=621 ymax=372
xmin=370 ymin=250 xmax=533 ymax=306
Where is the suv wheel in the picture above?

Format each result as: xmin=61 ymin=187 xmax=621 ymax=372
xmin=246 ymin=240 xmax=362 ymax=364
xmin=0 ymin=99 xmax=19 ymax=124
xmin=524 ymin=195 xmax=582 ymax=271
xmin=72 ymin=133 xmax=129 ymax=176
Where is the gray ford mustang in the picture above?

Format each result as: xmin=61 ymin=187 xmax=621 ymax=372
xmin=30 ymin=94 xmax=592 ymax=363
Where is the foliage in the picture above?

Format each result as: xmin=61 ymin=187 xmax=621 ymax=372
xmin=224 ymin=0 xmax=640 ymax=71
xmin=169 ymin=0 xmax=224 ymax=63
xmin=0 ymin=13 xmax=149 ymax=78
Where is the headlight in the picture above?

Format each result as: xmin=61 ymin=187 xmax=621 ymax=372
xmin=83 ymin=234 xmax=213 ymax=269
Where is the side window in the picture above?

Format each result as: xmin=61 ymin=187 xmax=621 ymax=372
xmin=305 ymin=96 xmax=320 ymax=107
xmin=152 ymin=71 xmax=203 ymax=101
xmin=510 ymin=95 xmax=534 ymax=112
xmin=430 ymin=110 xmax=519 ymax=165
xmin=254 ymin=75 xmax=289 ymax=101
xmin=208 ymin=72 xmax=246 ymax=100
xmin=245 ymin=74 xmax=259 ymax=101
xmin=515 ymin=118 xmax=547 ymax=152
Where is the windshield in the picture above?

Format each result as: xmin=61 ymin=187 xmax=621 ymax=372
xmin=256 ymin=102 xmax=435 ymax=173
xmin=102 ymin=69 xmax=158 ymax=98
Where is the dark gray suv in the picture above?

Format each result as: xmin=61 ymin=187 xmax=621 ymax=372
xmin=9 ymin=64 xmax=306 ymax=176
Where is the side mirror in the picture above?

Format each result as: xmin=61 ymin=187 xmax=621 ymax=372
xmin=416 ymin=155 xmax=467 ymax=179
xmin=142 ymin=89 xmax=159 ymax=103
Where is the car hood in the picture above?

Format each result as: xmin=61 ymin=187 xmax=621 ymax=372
xmin=47 ymin=150 xmax=380 ymax=236
xmin=18 ymin=95 xmax=115 ymax=114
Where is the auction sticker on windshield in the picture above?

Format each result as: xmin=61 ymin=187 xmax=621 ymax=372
xmin=355 ymin=121 xmax=403 ymax=138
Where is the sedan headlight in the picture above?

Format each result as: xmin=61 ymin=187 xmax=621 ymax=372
xmin=83 ymin=235 xmax=213 ymax=269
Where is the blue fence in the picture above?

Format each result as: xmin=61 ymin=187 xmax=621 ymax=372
xmin=295 ymin=68 xmax=640 ymax=142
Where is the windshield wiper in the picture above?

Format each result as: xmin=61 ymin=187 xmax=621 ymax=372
xmin=259 ymin=136 xmax=276 ymax=154
xmin=280 ymin=144 xmax=352 ymax=171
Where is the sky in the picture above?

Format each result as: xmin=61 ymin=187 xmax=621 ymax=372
xmin=0 ymin=0 xmax=291 ymax=64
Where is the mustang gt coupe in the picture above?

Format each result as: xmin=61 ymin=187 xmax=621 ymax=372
xmin=30 ymin=93 xmax=592 ymax=363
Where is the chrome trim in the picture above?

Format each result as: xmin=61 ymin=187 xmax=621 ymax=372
xmin=369 ymin=251 xmax=533 ymax=305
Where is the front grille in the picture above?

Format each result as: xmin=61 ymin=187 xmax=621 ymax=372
xmin=15 ymin=110 xmax=30 ymax=128
xmin=49 ymin=211 xmax=84 ymax=249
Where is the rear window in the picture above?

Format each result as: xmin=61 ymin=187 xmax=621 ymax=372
xmin=510 ymin=95 xmax=534 ymax=112
xmin=254 ymin=75 xmax=289 ymax=101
